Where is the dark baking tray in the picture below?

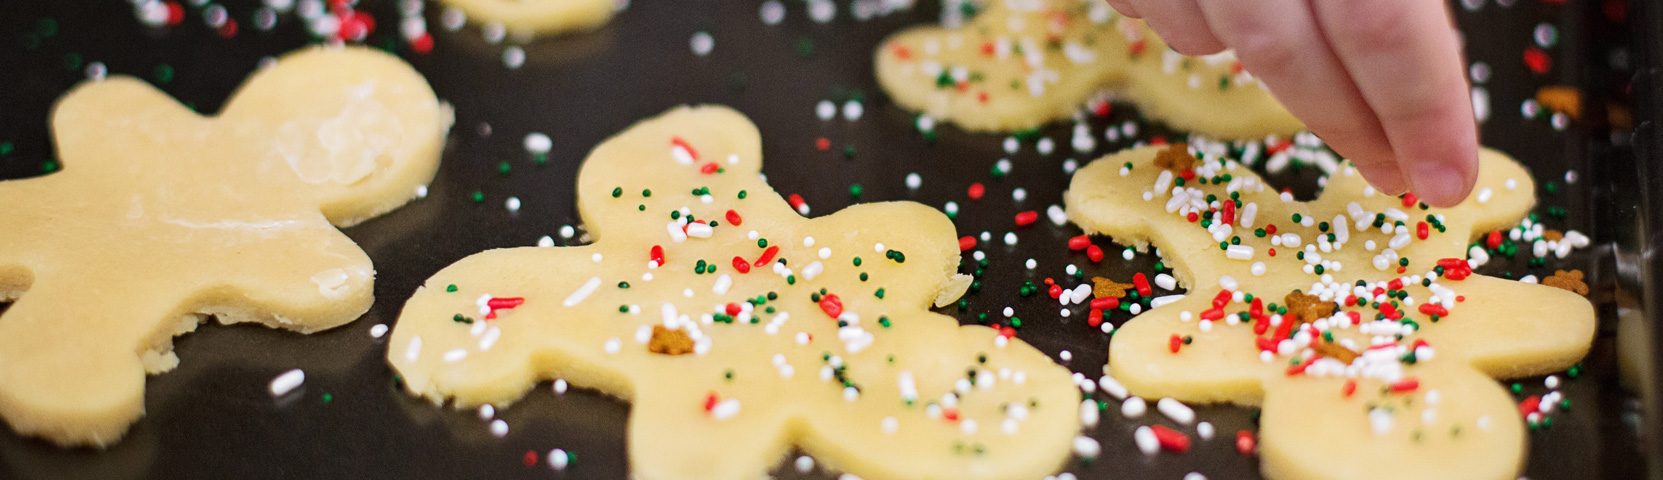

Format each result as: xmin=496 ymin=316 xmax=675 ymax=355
xmin=0 ymin=0 xmax=1645 ymax=478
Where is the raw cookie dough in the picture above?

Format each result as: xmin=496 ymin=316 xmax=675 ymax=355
xmin=441 ymin=0 xmax=615 ymax=37
xmin=389 ymin=106 xmax=1080 ymax=480
xmin=875 ymin=0 xmax=1303 ymax=138
xmin=1065 ymin=145 xmax=1595 ymax=480
xmin=0 ymin=46 xmax=452 ymax=447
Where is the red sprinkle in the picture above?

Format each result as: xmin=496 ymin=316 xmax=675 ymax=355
xmin=787 ymin=194 xmax=807 ymax=212
xmin=967 ymin=183 xmax=985 ymax=200
xmin=650 ymin=245 xmax=665 ymax=266
xmin=217 ymin=18 xmax=238 ymax=38
xmin=1519 ymin=395 xmax=1542 ymax=417
xmin=1132 ymin=272 xmax=1152 ymax=297
xmin=1220 ymin=200 xmax=1236 ymax=226
xmin=700 ymin=162 xmax=720 ymax=174
xmin=958 ymin=236 xmax=978 ymax=251
xmin=487 ymin=297 xmax=524 ymax=310
xmin=1200 ymin=307 xmax=1225 ymax=321
xmin=1090 ymin=297 xmax=1119 ymax=310
xmin=1211 ymin=289 xmax=1232 ymax=308
xmin=704 ymin=392 xmax=719 ymax=411
xmin=1401 ymin=192 xmax=1419 ymax=208
xmin=1524 ymin=47 xmax=1552 ymax=74
xmin=1416 ymin=221 xmax=1430 ymax=240
xmin=1014 ymin=211 xmax=1038 ymax=226
xmin=1418 ymin=303 xmax=1449 ymax=317
xmin=1087 ymin=308 xmax=1104 ymax=327
xmin=725 ymin=303 xmax=742 ymax=316
xmin=165 ymin=1 xmax=185 ymax=25
xmin=1342 ymin=379 xmax=1357 ymax=397
xmin=410 ymin=32 xmax=434 ymax=54
xmin=942 ymin=408 xmax=960 ymax=422
xmin=1086 ymin=245 xmax=1104 ymax=263
xmin=1486 ymin=231 xmax=1503 ymax=249
xmin=1169 ymin=334 xmax=1183 ymax=353
xmin=753 ymin=245 xmax=780 ymax=267
xmin=815 ymin=137 xmax=831 ymax=150
xmin=672 ymin=137 xmax=700 ymax=160
xmin=1235 ymin=431 xmax=1256 ymax=456
xmin=1151 ymin=425 xmax=1191 ymax=453
xmin=1067 ymin=235 xmax=1091 ymax=250
xmin=1388 ymin=378 xmax=1421 ymax=393
xmin=1048 ymin=284 xmax=1063 ymax=299
xmin=523 ymin=450 xmax=538 ymax=467
xmin=725 ymin=209 xmax=743 ymax=226
xmin=818 ymin=294 xmax=844 ymax=319
xmin=732 ymin=256 xmax=752 ymax=274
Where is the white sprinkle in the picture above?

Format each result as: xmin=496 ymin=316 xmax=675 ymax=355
xmin=1184 ymin=474 xmax=1208 ymax=480
xmin=1476 ymin=187 xmax=1494 ymax=204
xmin=794 ymin=455 xmax=815 ymax=473
xmin=882 ymin=416 xmax=899 ymax=434
xmin=1012 ymin=188 xmax=1028 ymax=202
xmin=905 ymin=173 xmax=922 ymax=189
xmin=804 ymin=236 xmax=816 ymax=247
xmin=405 ymin=336 xmax=423 ymax=362
xmin=1122 ymin=396 xmax=1147 ymax=418
xmin=369 ymin=324 xmax=388 ymax=338
xmin=1079 ymin=399 xmax=1100 ymax=427
xmin=818 ymin=247 xmax=832 ymax=259
xmin=1060 ymin=350 xmax=1072 ymax=361
xmin=502 ymin=46 xmax=525 ymax=69
xmin=1197 ymin=421 xmax=1215 ymax=440
xmin=478 ymin=404 xmax=497 ymax=421
xmin=803 ymin=261 xmax=825 ymax=280
xmin=760 ymin=0 xmax=786 ymax=25
xmin=1158 ymin=397 xmax=1195 ymax=425
xmin=1225 ymin=245 xmax=1254 ymax=260
xmin=843 ymin=100 xmax=864 ymax=121
xmin=713 ymin=274 xmax=733 ymax=295
xmin=1098 ymin=375 xmax=1128 ymax=400
xmin=690 ymin=31 xmax=714 ymax=56
xmin=710 ymin=398 xmax=741 ymax=419
xmin=1025 ymin=258 xmax=1037 ymax=269
xmin=489 ymin=419 xmax=508 ymax=437
xmin=592 ymin=253 xmax=604 ymax=263
xmin=504 ymin=196 xmax=521 ymax=212
xmin=537 ymin=236 xmax=555 ymax=247
xmin=1047 ymin=205 xmax=1068 ymax=226
xmin=560 ymin=225 xmax=576 ymax=239
xmin=1134 ymin=426 xmax=1159 ymax=455
xmin=564 ymin=277 xmax=603 ymax=307
xmin=1073 ymin=435 xmax=1101 ymax=458
xmin=604 ymin=338 xmax=621 ymax=354
xmin=480 ymin=327 xmax=501 ymax=351
xmin=1004 ymin=232 xmax=1018 ymax=246
xmin=553 ymin=379 xmax=568 ymax=394
xmin=269 ymin=369 xmax=305 ymax=397
xmin=524 ymin=132 xmax=552 ymax=154
xmin=548 ymin=449 xmax=570 ymax=470
xmin=414 ymin=185 xmax=428 ymax=199
xmin=443 ymin=349 xmax=468 ymax=363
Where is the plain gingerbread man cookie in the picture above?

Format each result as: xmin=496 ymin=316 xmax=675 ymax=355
xmin=388 ymin=105 xmax=1081 ymax=480
xmin=0 ymin=46 xmax=452 ymax=447
xmin=1065 ymin=145 xmax=1595 ymax=480
xmin=875 ymin=0 xmax=1303 ymax=138
xmin=441 ymin=0 xmax=615 ymax=37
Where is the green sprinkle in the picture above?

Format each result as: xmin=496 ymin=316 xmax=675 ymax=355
xmin=758 ymin=238 xmax=768 ymax=248
xmin=153 ymin=64 xmax=174 ymax=84
xmin=875 ymin=288 xmax=886 ymax=299
xmin=642 ymin=189 xmax=653 ymax=197
xmin=738 ymin=190 xmax=748 ymax=199
xmin=618 ymin=281 xmax=630 ymax=289
xmin=470 ymin=191 xmax=485 ymax=203
xmin=612 ymin=187 xmax=623 ymax=198
xmin=849 ymin=184 xmax=864 ymax=198
xmin=446 ymin=284 xmax=458 ymax=292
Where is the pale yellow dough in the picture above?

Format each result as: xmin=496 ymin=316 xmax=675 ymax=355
xmin=441 ymin=0 xmax=615 ymax=37
xmin=388 ymin=106 xmax=1080 ymax=480
xmin=0 ymin=46 xmax=452 ymax=447
xmin=875 ymin=0 xmax=1303 ymax=138
xmin=1065 ymin=146 xmax=1595 ymax=480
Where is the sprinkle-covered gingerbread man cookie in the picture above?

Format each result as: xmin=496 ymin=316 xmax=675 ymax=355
xmin=389 ymin=106 xmax=1080 ymax=480
xmin=1065 ymin=145 xmax=1595 ymax=479
xmin=441 ymin=0 xmax=615 ymax=37
xmin=0 ymin=46 xmax=452 ymax=447
xmin=875 ymin=0 xmax=1303 ymax=138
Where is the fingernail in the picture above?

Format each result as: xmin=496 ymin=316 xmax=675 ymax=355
xmin=1408 ymin=159 xmax=1475 ymax=207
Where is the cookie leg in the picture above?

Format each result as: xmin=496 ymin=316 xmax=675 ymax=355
xmin=0 ymin=282 xmax=153 ymax=447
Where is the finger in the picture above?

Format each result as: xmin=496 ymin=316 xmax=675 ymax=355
xmin=1105 ymin=0 xmax=1141 ymax=18
xmin=1194 ymin=0 xmax=1407 ymax=194
xmin=1312 ymin=0 xmax=1479 ymax=207
xmin=1127 ymin=0 xmax=1226 ymax=56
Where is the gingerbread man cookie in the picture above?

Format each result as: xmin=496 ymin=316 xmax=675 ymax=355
xmin=0 ymin=46 xmax=452 ymax=447
xmin=441 ymin=0 xmax=615 ymax=37
xmin=389 ymin=106 xmax=1081 ymax=480
xmin=875 ymin=0 xmax=1303 ymax=138
xmin=1065 ymin=145 xmax=1595 ymax=480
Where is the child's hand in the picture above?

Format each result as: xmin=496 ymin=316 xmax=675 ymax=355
xmin=1107 ymin=0 xmax=1477 ymax=206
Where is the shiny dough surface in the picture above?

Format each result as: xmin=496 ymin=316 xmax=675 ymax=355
xmin=0 ymin=46 xmax=451 ymax=447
